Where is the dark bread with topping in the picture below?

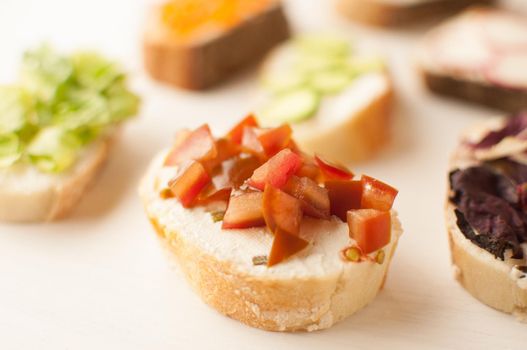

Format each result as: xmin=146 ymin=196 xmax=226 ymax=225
xmin=418 ymin=7 xmax=527 ymax=113
xmin=337 ymin=0 xmax=494 ymax=27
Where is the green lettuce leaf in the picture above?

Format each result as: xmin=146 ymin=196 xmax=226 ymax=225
xmin=0 ymin=133 xmax=21 ymax=168
xmin=27 ymin=127 xmax=82 ymax=173
xmin=0 ymin=45 xmax=140 ymax=173
xmin=0 ymin=87 xmax=31 ymax=133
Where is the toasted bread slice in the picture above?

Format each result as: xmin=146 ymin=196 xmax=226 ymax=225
xmin=140 ymin=150 xmax=402 ymax=332
xmin=446 ymin=118 xmax=527 ymax=320
xmin=418 ymin=7 xmax=527 ymax=112
xmin=337 ymin=0 xmax=494 ymax=26
xmin=143 ymin=0 xmax=290 ymax=90
xmin=0 ymin=132 xmax=116 ymax=222
xmin=257 ymin=41 xmax=393 ymax=164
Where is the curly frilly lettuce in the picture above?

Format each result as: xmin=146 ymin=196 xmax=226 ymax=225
xmin=0 ymin=45 xmax=139 ymax=173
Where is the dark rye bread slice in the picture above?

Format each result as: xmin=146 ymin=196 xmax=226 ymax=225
xmin=423 ymin=73 xmax=527 ymax=113
xmin=143 ymin=2 xmax=290 ymax=90
xmin=337 ymin=0 xmax=494 ymax=27
xmin=418 ymin=7 xmax=527 ymax=113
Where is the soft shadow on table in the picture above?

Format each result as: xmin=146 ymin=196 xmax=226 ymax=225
xmin=71 ymin=127 xmax=157 ymax=221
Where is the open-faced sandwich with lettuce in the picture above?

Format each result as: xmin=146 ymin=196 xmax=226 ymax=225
xmin=256 ymin=34 xmax=392 ymax=164
xmin=140 ymin=115 xmax=403 ymax=331
xmin=447 ymin=113 xmax=527 ymax=320
xmin=0 ymin=46 xmax=139 ymax=222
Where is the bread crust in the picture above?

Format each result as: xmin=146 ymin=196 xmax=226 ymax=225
xmin=445 ymin=204 xmax=527 ymax=320
xmin=143 ymin=2 xmax=290 ymax=90
xmin=147 ymin=214 xmax=401 ymax=331
xmin=423 ymin=71 xmax=527 ymax=114
xmin=0 ymin=132 xmax=116 ymax=222
xmin=337 ymin=0 xmax=494 ymax=26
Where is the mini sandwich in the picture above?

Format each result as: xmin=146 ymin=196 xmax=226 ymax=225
xmin=140 ymin=115 xmax=402 ymax=331
xmin=418 ymin=7 xmax=527 ymax=113
xmin=256 ymin=34 xmax=392 ymax=164
xmin=337 ymin=0 xmax=494 ymax=26
xmin=447 ymin=113 xmax=527 ymax=320
xmin=0 ymin=46 xmax=139 ymax=222
xmin=143 ymin=0 xmax=290 ymax=90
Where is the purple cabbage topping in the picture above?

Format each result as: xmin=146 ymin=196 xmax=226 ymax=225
xmin=449 ymin=159 xmax=527 ymax=260
xmin=473 ymin=112 xmax=527 ymax=149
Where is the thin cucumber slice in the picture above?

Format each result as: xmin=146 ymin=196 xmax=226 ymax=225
xmin=310 ymin=69 xmax=352 ymax=94
xmin=294 ymin=54 xmax=347 ymax=75
xmin=262 ymin=71 xmax=307 ymax=94
xmin=346 ymin=56 xmax=385 ymax=78
xmin=260 ymin=89 xmax=319 ymax=124
xmin=294 ymin=34 xmax=350 ymax=57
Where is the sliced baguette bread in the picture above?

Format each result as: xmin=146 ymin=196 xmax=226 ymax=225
xmin=446 ymin=116 xmax=527 ymax=320
xmin=140 ymin=149 xmax=403 ymax=331
xmin=418 ymin=7 xmax=527 ymax=113
xmin=143 ymin=0 xmax=290 ymax=90
xmin=256 ymin=36 xmax=393 ymax=164
xmin=0 ymin=132 xmax=115 ymax=222
xmin=337 ymin=0 xmax=494 ymax=26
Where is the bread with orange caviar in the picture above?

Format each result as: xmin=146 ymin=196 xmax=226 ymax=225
xmin=140 ymin=116 xmax=403 ymax=331
xmin=143 ymin=0 xmax=290 ymax=90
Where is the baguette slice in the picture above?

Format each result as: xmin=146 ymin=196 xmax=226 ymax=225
xmin=143 ymin=1 xmax=290 ymax=90
xmin=418 ymin=7 xmax=527 ymax=113
xmin=0 ymin=132 xmax=116 ymax=222
xmin=446 ymin=118 xmax=527 ymax=320
xmin=257 ymin=42 xmax=393 ymax=164
xmin=337 ymin=0 xmax=494 ymax=27
xmin=140 ymin=150 xmax=403 ymax=332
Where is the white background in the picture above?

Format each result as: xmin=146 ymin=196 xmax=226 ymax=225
xmin=1 ymin=0 xmax=526 ymax=349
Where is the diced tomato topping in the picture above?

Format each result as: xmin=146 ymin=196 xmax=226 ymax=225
xmin=168 ymin=161 xmax=211 ymax=207
xmin=325 ymin=180 xmax=362 ymax=221
xmin=283 ymin=176 xmax=330 ymax=219
xmin=222 ymin=192 xmax=265 ymax=229
xmin=360 ymin=175 xmax=398 ymax=211
xmin=296 ymin=163 xmax=321 ymax=182
xmin=263 ymin=185 xmax=303 ymax=236
xmin=257 ymin=124 xmax=293 ymax=157
xmin=347 ymin=209 xmax=391 ymax=254
xmin=165 ymin=125 xmax=217 ymax=166
xmin=314 ymin=155 xmax=354 ymax=180
xmin=248 ymin=149 xmax=302 ymax=191
xmin=226 ymin=155 xmax=262 ymax=188
xmin=227 ymin=114 xmax=258 ymax=144
xmin=241 ymin=126 xmax=265 ymax=156
xmin=198 ymin=186 xmax=232 ymax=205
xmin=161 ymin=117 xmax=399 ymax=267
xmin=202 ymin=138 xmax=241 ymax=173
xmin=267 ymin=229 xmax=309 ymax=267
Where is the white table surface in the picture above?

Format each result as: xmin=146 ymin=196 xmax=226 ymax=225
xmin=1 ymin=0 xmax=526 ymax=349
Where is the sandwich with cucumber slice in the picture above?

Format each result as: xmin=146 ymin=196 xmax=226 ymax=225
xmin=256 ymin=34 xmax=392 ymax=164
xmin=0 ymin=46 xmax=139 ymax=222
xmin=140 ymin=116 xmax=403 ymax=331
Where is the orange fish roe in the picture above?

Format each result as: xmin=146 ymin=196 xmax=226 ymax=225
xmin=161 ymin=0 xmax=274 ymax=41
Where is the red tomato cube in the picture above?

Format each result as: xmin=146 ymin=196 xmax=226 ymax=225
xmin=361 ymin=175 xmax=398 ymax=211
xmin=169 ymin=161 xmax=211 ymax=207
xmin=347 ymin=209 xmax=391 ymax=254
xmin=248 ymin=149 xmax=302 ymax=190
